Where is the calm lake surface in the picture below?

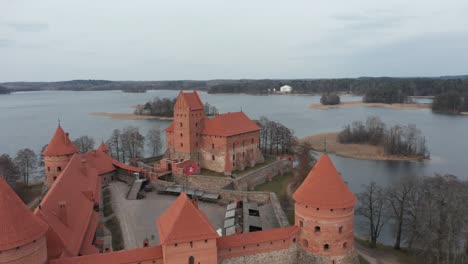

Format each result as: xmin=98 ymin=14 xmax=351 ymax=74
xmin=1 ymin=90 xmax=467 ymax=243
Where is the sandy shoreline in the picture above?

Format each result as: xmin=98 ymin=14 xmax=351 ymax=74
xmin=91 ymin=112 xmax=173 ymax=120
xmin=302 ymin=132 xmax=426 ymax=161
xmin=310 ymin=101 xmax=431 ymax=110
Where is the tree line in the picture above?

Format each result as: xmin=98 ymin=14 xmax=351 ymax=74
xmin=338 ymin=116 xmax=429 ymax=158
xmin=0 ymin=85 xmax=11 ymax=94
xmin=134 ymin=96 xmax=219 ymax=117
xmin=208 ymin=78 xmax=468 ymax=97
xmin=255 ymin=116 xmax=295 ymax=155
xmin=357 ymin=175 xmax=468 ymax=264
xmin=432 ymin=92 xmax=468 ymax=114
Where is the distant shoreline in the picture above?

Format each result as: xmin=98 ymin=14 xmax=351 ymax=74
xmin=90 ymin=112 xmax=173 ymax=120
xmin=302 ymin=132 xmax=427 ymax=161
xmin=310 ymin=101 xmax=431 ymax=110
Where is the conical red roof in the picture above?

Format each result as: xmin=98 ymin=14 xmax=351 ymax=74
xmin=157 ymin=193 xmax=218 ymax=244
xmin=292 ymin=154 xmax=357 ymax=208
xmin=97 ymin=143 xmax=110 ymax=154
xmin=0 ymin=177 xmax=48 ymax=250
xmin=43 ymin=126 xmax=78 ymax=156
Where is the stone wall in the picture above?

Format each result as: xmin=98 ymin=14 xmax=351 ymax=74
xmin=173 ymin=174 xmax=232 ymax=190
xmin=234 ymin=159 xmax=291 ymax=191
xmin=219 ymin=243 xmax=298 ymax=264
xmin=297 ymin=247 xmax=358 ymax=264
xmin=270 ymin=193 xmax=291 ymax=227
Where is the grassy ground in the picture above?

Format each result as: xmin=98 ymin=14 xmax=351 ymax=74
xmin=15 ymin=182 xmax=43 ymax=204
xmin=355 ymin=237 xmax=425 ymax=264
xmin=105 ymin=217 xmax=124 ymax=251
xmin=254 ymin=172 xmax=295 ymax=224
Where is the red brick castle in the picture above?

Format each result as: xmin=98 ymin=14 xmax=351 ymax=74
xmin=160 ymin=91 xmax=264 ymax=175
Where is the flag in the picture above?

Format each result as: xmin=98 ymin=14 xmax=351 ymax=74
xmin=185 ymin=163 xmax=198 ymax=176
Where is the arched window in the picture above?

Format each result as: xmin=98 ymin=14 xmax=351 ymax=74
xmin=299 ymin=221 xmax=303 ymax=227
xmin=212 ymin=155 xmax=215 ymax=160
xmin=302 ymin=239 xmax=309 ymax=247
xmin=57 ymin=166 xmax=62 ymax=172
xmin=188 ymin=256 xmax=194 ymax=264
xmin=324 ymin=244 xmax=329 ymax=251
xmin=47 ymin=167 xmax=50 ymax=172
xmin=315 ymin=226 xmax=321 ymax=233
xmin=343 ymin=242 xmax=348 ymax=249
xmin=180 ymin=122 xmax=183 ymax=127
xmin=339 ymin=226 xmax=343 ymax=234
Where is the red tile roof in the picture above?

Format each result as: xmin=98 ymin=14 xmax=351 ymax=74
xmin=112 ymin=160 xmax=144 ymax=173
xmin=292 ymin=154 xmax=357 ymax=208
xmin=165 ymin=122 xmax=174 ymax=132
xmin=180 ymin=91 xmax=204 ymax=110
xmin=34 ymin=154 xmax=101 ymax=259
xmin=157 ymin=193 xmax=218 ymax=244
xmin=202 ymin=112 xmax=260 ymax=137
xmin=50 ymin=245 xmax=163 ymax=264
xmin=83 ymin=150 xmax=116 ymax=175
xmin=43 ymin=126 xmax=79 ymax=156
xmin=0 ymin=177 xmax=48 ymax=251
xmin=217 ymin=226 xmax=298 ymax=249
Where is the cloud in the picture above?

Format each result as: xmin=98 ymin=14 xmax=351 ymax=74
xmin=6 ymin=22 xmax=48 ymax=32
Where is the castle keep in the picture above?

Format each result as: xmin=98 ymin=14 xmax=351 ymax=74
xmin=161 ymin=91 xmax=264 ymax=175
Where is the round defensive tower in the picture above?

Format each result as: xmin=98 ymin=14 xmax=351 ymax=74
xmin=293 ymin=154 xmax=357 ymax=264
xmin=43 ymin=126 xmax=78 ymax=184
xmin=0 ymin=177 xmax=49 ymax=264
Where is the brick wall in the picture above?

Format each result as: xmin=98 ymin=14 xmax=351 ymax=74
xmin=234 ymin=159 xmax=291 ymax=191
xmin=44 ymin=154 xmax=73 ymax=184
xmin=219 ymin=242 xmax=298 ymax=264
xmin=173 ymin=174 xmax=232 ymax=190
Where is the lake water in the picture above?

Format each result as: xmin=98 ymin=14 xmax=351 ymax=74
xmin=1 ymin=90 xmax=467 ymax=244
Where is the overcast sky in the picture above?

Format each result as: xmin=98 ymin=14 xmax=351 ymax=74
xmin=1 ymin=0 xmax=468 ymax=82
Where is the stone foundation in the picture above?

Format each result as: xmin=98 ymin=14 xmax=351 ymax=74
xmin=220 ymin=243 xmax=298 ymax=264
xmin=297 ymin=247 xmax=359 ymax=264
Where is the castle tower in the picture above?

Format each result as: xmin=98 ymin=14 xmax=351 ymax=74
xmin=171 ymin=91 xmax=206 ymax=162
xmin=0 ymin=177 xmax=49 ymax=264
xmin=157 ymin=193 xmax=219 ymax=264
xmin=293 ymin=154 xmax=357 ymax=264
xmin=43 ymin=126 xmax=78 ymax=184
xmin=97 ymin=142 xmax=110 ymax=154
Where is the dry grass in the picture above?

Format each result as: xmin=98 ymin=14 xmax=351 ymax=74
xmin=302 ymin=132 xmax=425 ymax=161
xmin=310 ymin=101 xmax=431 ymax=110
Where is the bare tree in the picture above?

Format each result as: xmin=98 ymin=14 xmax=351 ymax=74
xmin=147 ymin=126 xmax=162 ymax=156
xmin=0 ymin=154 xmax=19 ymax=186
xmin=293 ymin=141 xmax=315 ymax=187
xmin=120 ymin=126 xmax=145 ymax=161
xmin=356 ymin=182 xmax=389 ymax=248
xmin=107 ymin=129 xmax=122 ymax=161
xmin=14 ymin=149 xmax=37 ymax=185
xmin=73 ymin=135 xmax=96 ymax=153
xmin=386 ymin=175 xmax=418 ymax=249
xmin=38 ymin=144 xmax=48 ymax=167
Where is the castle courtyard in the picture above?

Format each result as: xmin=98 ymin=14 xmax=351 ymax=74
xmin=109 ymin=181 xmax=226 ymax=249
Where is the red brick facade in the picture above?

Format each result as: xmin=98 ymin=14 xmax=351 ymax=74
xmin=165 ymin=91 xmax=264 ymax=174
